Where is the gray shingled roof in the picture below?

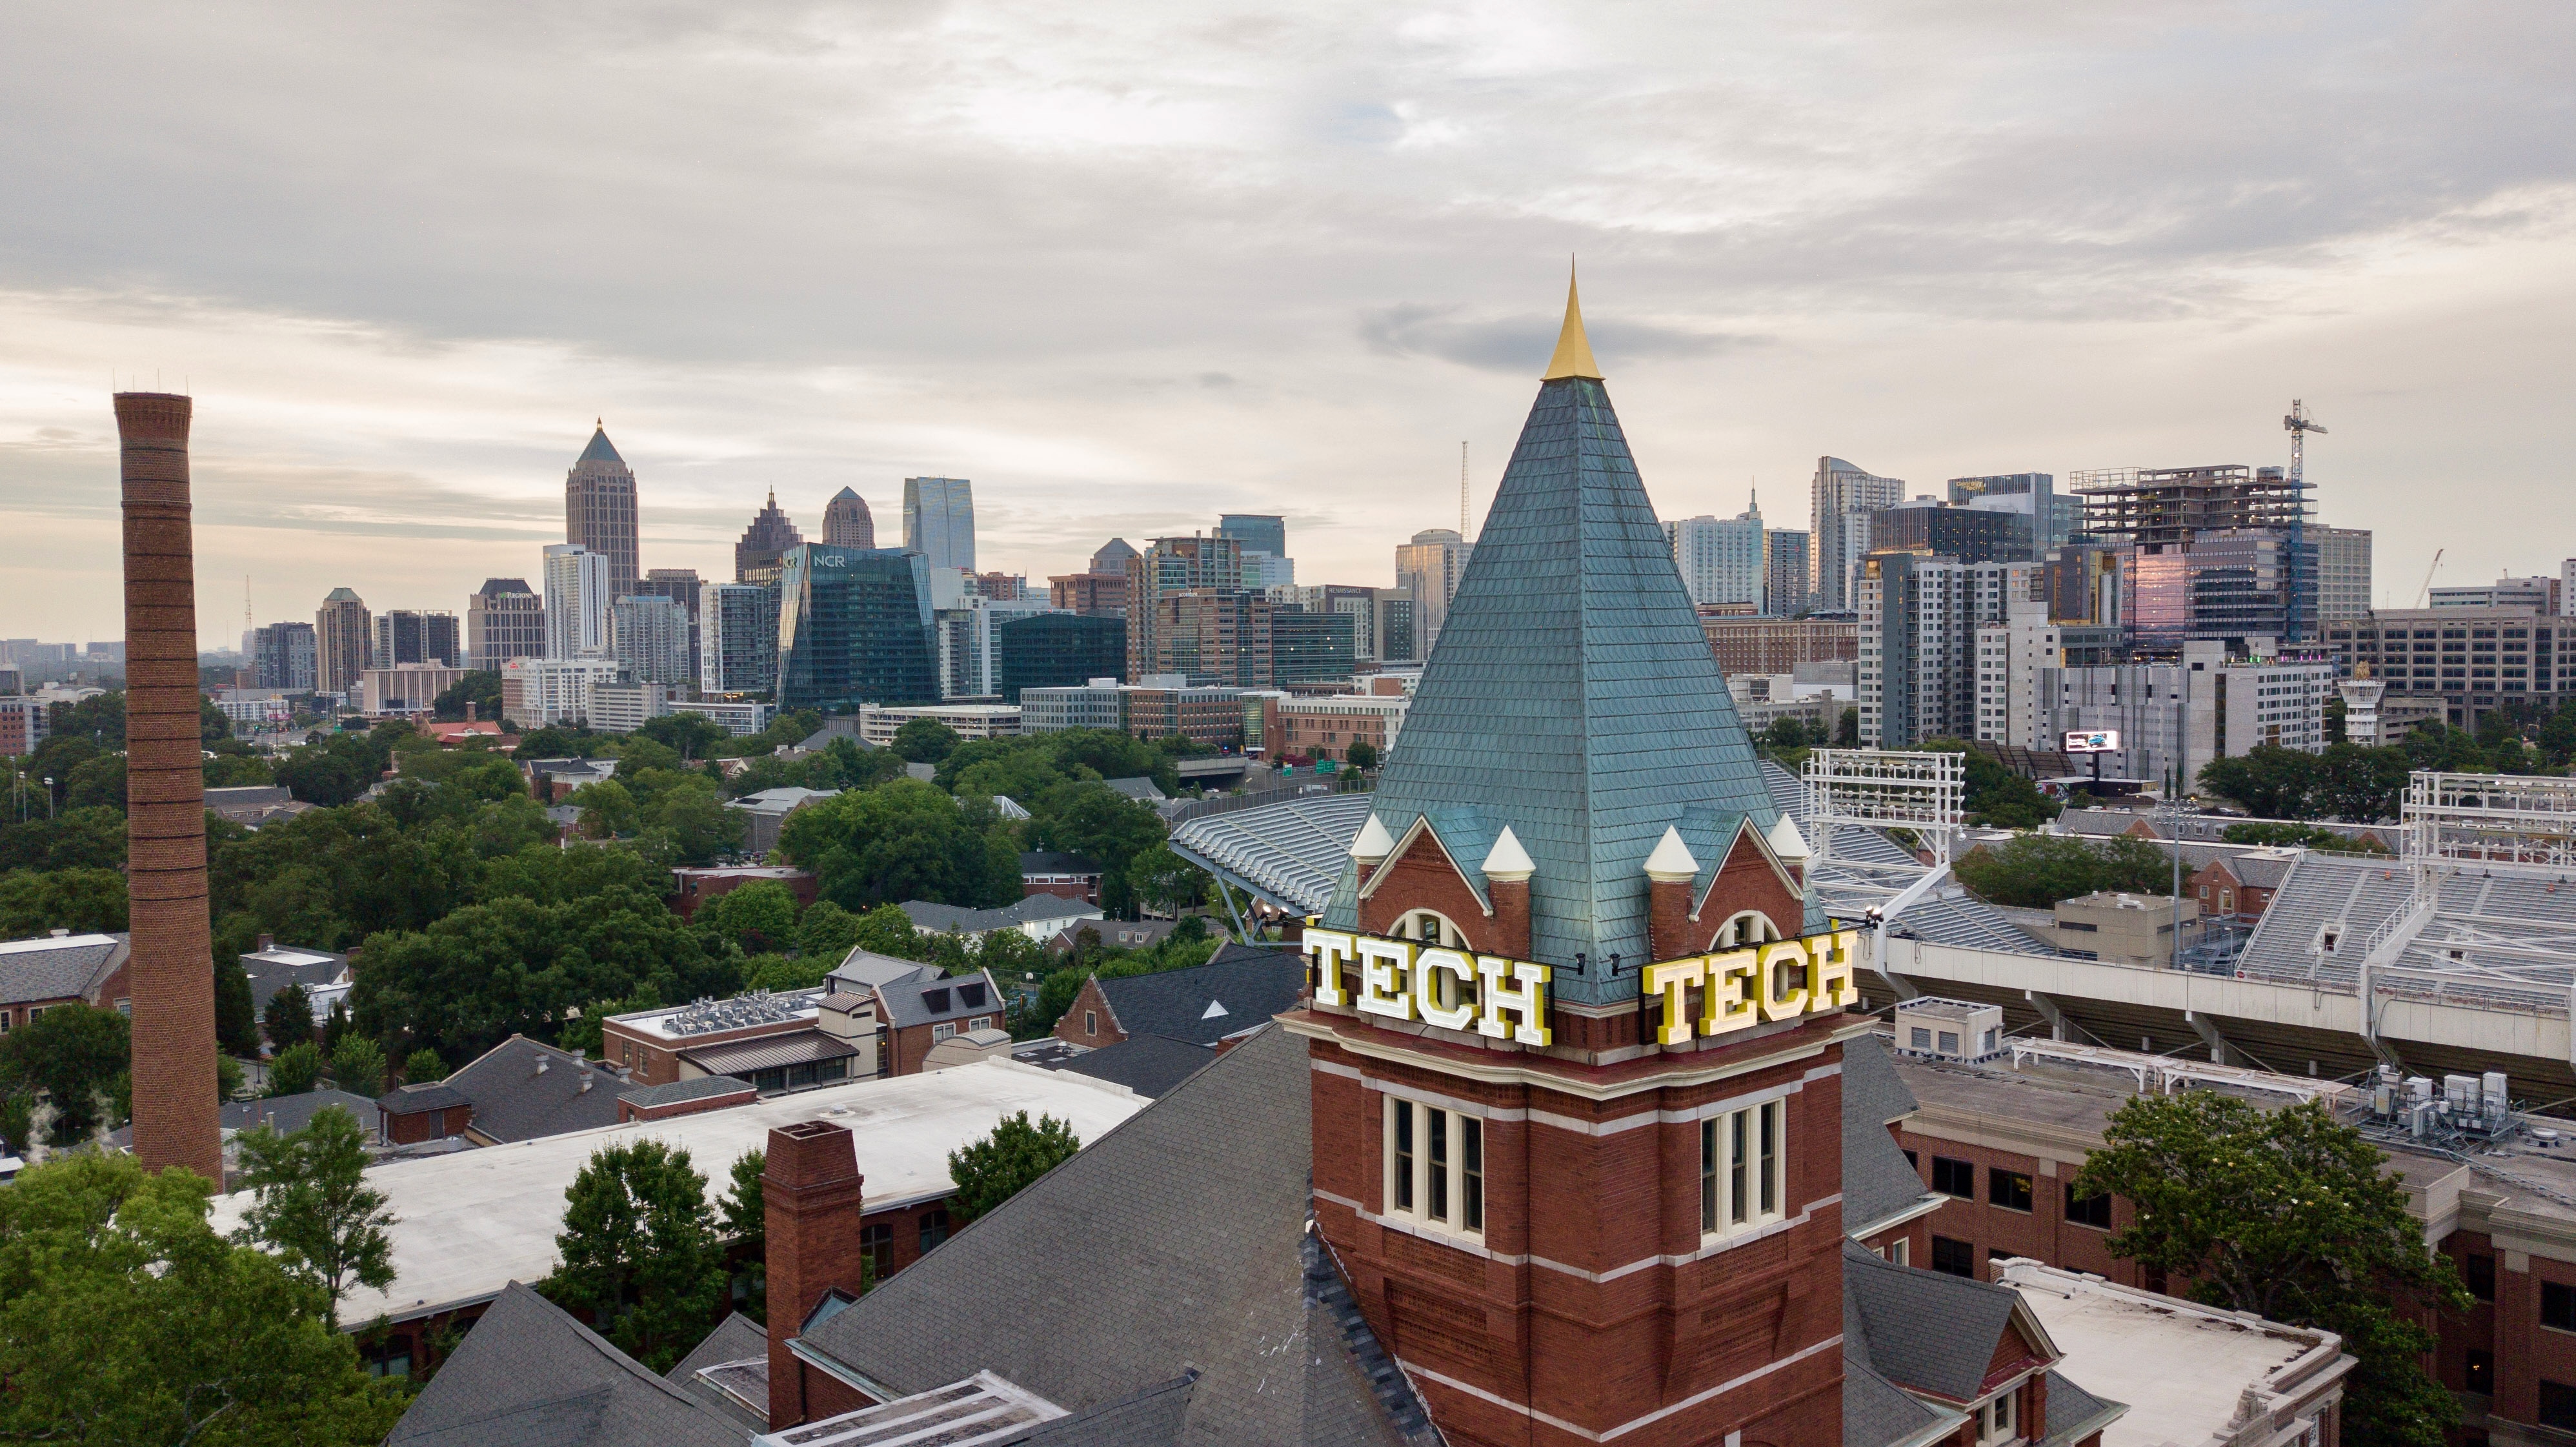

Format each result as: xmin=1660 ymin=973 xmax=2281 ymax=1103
xmin=1014 ymin=1374 xmax=1196 ymax=1446
xmin=664 ymin=1310 xmax=767 ymax=1432
xmin=1325 ymin=374 xmax=1779 ymax=1009
xmin=1844 ymin=1357 xmax=1960 ymax=1447
xmin=1842 ymin=1239 xmax=2026 ymax=1403
xmin=618 ymin=1075 xmax=756 ymax=1111
xmin=446 ymin=1036 xmax=625 ymax=1143
xmin=381 ymin=1081 xmax=470 ymax=1116
xmin=874 ymin=969 xmax=1005 ymax=1029
xmin=0 ymin=934 xmax=121 ymax=1007
xmin=2037 ymin=1369 xmax=2124 ymax=1447
xmin=1044 ymin=1035 xmax=1214 ymax=1100
xmin=1841 ymin=1036 xmax=1938 ymax=1237
xmin=108 ymin=1088 xmax=386 ymax=1150
xmin=1089 ymin=944 xmax=1302 ymax=1047
xmin=798 ymin=1026 xmax=1420 ymax=1445
xmin=387 ymin=1282 xmax=743 ymax=1447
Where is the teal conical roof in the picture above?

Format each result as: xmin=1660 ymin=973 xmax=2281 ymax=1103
xmin=1328 ymin=361 xmax=1776 ymax=1006
xmin=578 ymin=425 xmax=623 ymax=467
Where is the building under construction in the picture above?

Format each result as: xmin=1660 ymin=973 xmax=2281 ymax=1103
xmin=2069 ymin=463 xmax=2317 ymax=644
xmin=2067 ymin=463 xmax=2313 ymax=542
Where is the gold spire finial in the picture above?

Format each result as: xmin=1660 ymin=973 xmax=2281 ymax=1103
xmin=1541 ymin=259 xmax=1603 ymax=382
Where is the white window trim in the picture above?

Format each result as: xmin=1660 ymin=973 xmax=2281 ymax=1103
xmin=1699 ymin=1098 xmax=1787 ymax=1242
xmin=1975 ymin=1386 xmax=2020 ymax=1446
xmin=1383 ymin=1091 xmax=1484 ymax=1243
xmin=931 ymin=1022 xmax=956 ymax=1042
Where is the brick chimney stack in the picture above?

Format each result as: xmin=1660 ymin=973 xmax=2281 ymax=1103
xmin=117 ymin=392 xmax=221 ymax=1181
xmin=764 ymin=1119 xmax=869 ymax=1430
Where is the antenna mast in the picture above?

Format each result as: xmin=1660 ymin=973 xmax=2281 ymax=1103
xmin=1460 ymin=441 xmax=1469 ymax=536
xmin=243 ymin=576 xmax=252 ymax=639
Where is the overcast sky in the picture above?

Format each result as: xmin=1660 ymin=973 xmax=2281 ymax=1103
xmin=3 ymin=1 xmax=2571 ymax=643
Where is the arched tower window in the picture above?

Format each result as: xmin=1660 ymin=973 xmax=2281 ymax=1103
xmin=1396 ymin=909 xmax=1472 ymax=952
xmin=1709 ymin=909 xmax=1785 ymax=952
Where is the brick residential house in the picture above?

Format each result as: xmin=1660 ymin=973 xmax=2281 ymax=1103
xmin=1018 ymin=850 xmax=1103 ymax=904
xmin=2186 ymin=847 xmax=2298 ymax=922
xmin=1051 ymin=943 xmax=1302 ymax=1053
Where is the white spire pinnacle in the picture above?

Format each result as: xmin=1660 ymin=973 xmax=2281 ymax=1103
xmin=1766 ymin=814 xmax=1813 ymax=862
xmin=1482 ymin=825 xmax=1535 ymax=883
xmin=1349 ymin=814 xmax=1396 ymax=862
xmin=1644 ymin=825 xmax=1698 ymax=883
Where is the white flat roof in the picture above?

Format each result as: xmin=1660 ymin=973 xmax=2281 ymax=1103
xmin=1998 ymin=1259 xmax=2337 ymax=1447
xmin=0 ymin=933 xmax=117 ymax=955
xmin=208 ymin=1058 xmax=1148 ymax=1325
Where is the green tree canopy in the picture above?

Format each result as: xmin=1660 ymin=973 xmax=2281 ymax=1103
xmin=1953 ymin=833 xmax=2170 ymax=909
xmin=267 ymin=1042 xmax=325 ymax=1098
xmin=891 ymin=717 xmax=963 ymax=765
xmin=266 ymin=981 xmax=314 ymax=1052
xmin=699 ymin=878 xmax=801 ymax=955
xmin=2073 ymin=1093 xmax=2467 ymax=1447
xmin=403 ymin=1047 xmax=445 ymax=1085
xmin=0 ymin=1152 xmax=405 ymax=1446
xmin=0 ymin=804 xmax=126 ymax=873
xmin=947 ymin=1111 xmax=1083 ymax=1223
xmin=216 ymin=949 xmax=262 ymax=1057
xmin=0 ymin=1001 xmax=130 ymax=1144
xmin=1128 ymin=844 xmax=1207 ymax=915
xmin=636 ymin=711 xmax=730 ymax=762
xmin=234 ymin=1104 xmax=397 ymax=1329
xmin=431 ymin=669 xmax=504 ymax=722
xmin=328 ymin=1036 xmax=387 ymax=1098
xmin=0 ymin=865 xmax=129 ymax=937
xmin=540 ymin=1138 xmax=727 ymax=1372
xmin=780 ymin=778 xmax=1020 ymax=912
xmin=1027 ymin=780 xmax=1167 ymax=913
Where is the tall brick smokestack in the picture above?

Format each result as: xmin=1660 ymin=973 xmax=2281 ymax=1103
xmin=116 ymin=392 xmax=221 ymax=1180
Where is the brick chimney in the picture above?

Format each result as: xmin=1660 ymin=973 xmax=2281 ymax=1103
xmin=764 ymin=1120 xmax=868 ymax=1430
xmin=117 ymin=391 xmax=221 ymax=1181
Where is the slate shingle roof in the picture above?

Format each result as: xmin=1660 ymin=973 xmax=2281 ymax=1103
xmin=1324 ymin=374 xmax=1780 ymax=1007
xmin=797 ymin=1026 xmax=1422 ymax=1446
xmin=447 ymin=1035 xmax=625 ymax=1143
xmin=617 ymin=1075 xmax=756 ymax=1111
xmin=387 ymin=1282 xmax=743 ymax=1447
xmin=1844 ymin=1357 xmax=1960 ymax=1447
xmin=1841 ymin=1035 xmax=1939 ymax=1237
xmin=1090 ymin=944 xmax=1303 ymax=1047
xmin=1044 ymin=1035 xmax=1213 ymax=1099
xmin=1842 ymin=1239 xmax=2029 ymax=1404
xmin=664 ymin=1310 xmax=767 ymax=1432
xmin=2037 ymin=1370 xmax=2123 ymax=1447
xmin=874 ymin=968 xmax=1005 ymax=1029
xmin=0 ymin=933 xmax=122 ymax=1007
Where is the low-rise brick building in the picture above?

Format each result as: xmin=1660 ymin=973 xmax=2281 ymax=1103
xmin=0 ymin=931 xmax=130 ymax=1031
xmin=1051 ymin=942 xmax=1302 ymax=1054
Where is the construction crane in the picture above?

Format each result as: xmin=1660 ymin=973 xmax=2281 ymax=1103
xmin=2284 ymin=399 xmax=2326 ymax=483
xmin=2417 ymin=549 xmax=2444 ymax=609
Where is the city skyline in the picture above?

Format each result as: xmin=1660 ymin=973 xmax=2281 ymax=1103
xmin=5 ymin=5 xmax=2573 ymax=639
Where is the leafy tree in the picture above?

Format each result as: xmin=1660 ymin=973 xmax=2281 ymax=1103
xmin=0 ymin=1002 xmax=130 ymax=1144
xmin=321 ymin=998 xmax=353 ymax=1057
xmin=205 ymin=752 xmax=277 ymax=788
xmin=0 ymin=865 xmax=129 ymax=936
xmin=267 ymin=1042 xmax=325 ymax=1098
xmin=636 ymin=711 xmax=730 ymax=762
xmin=1129 ymin=844 xmax=1207 ymax=915
xmin=2073 ymin=1093 xmax=2467 ymax=1447
xmin=216 ymin=948 xmax=262 ymax=1056
xmin=1833 ymin=706 xmax=1859 ymax=747
xmin=62 ymin=754 xmax=128 ymax=812
xmin=2310 ymin=742 xmax=2411 ymax=825
xmin=722 ymin=1146 xmax=768 ymax=1322
xmin=541 ymin=1138 xmax=727 ymax=1372
xmin=1342 ymin=738 xmax=1380 ymax=772
xmin=700 ymin=879 xmax=801 ymax=955
xmin=947 ymin=1111 xmax=1082 ymax=1223
xmin=852 ymin=902 xmax=931 ymax=960
xmin=1954 ymin=833 xmax=2170 ymax=910
xmin=796 ymin=899 xmax=861 ymax=962
xmin=234 ymin=1105 xmax=397 ymax=1328
xmin=1921 ymin=740 xmax=2060 ymax=829
xmin=403 ymin=1047 xmax=446 ymax=1084
xmin=568 ymin=778 xmax=641 ymax=838
xmin=266 ymin=981 xmax=314 ymax=1052
xmin=329 ymin=1036 xmax=387 ymax=1097
xmin=891 ymin=717 xmax=963 ymax=765
xmin=431 ymin=669 xmax=504 ymax=722
xmin=0 ymin=1092 xmax=31 ymax=1155
xmin=2198 ymin=744 xmax=2329 ymax=819
xmin=512 ymin=722 xmax=613 ymax=761
xmin=0 ymin=1152 xmax=405 ymax=1446
xmin=638 ymin=774 xmax=743 ymax=864
xmin=1027 ymin=781 xmax=1167 ymax=913
xmin=217 ymin=1053 xmax=246 ymax=1102
xmin=559 ymin=984 xmax=666 ymax=1058
xmin=0 ymin=804 xmax=126 ymax=872
xmin=780 ymin=779 xmax=1021 ymax=911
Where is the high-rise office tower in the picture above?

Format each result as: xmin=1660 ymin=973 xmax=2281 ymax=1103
xmin=467 ymin=579 xmax=547 ymax=672
xmin=370 ymin=609 xmax=459 ymax=669
xmin=1809 ymin=456 xmax=1904 ymax=614
xmin=1394 ymin=529 xmax=1473 ymax=652
xmin=2311 ymin=525 xmax=2373 ymax=621
xmin=1217 ymin=512 xmax=1286 ymax=567
xmin=1948 ymin=473 xmax=2075 ymax=552
xmin=611 ymin=593 xmax=694 ymax=687
xmin=1145 ymin=589 xmax=1273 ymax=689
xmin=1764 ymin=529 xmax=1810 ymax=616
xmin=775 ymin=544 xmax=939 ymax=709
xmin=565 ymin=425 xmax=641 ymax=601
xmin=1125 ymin=534 xmax=1243 ymax=681
xmin=543 ymin=543 xmax=611 ymax=658
xmin=1664 ymin=509 xmax=1764 ymax=611
xmin=822 ymin=487 xmax=876 ymax=548
xmin=1089 ymin=538 xmax=1138 ymax=575
xmin=638 ymin=568 xmax=703 ymax=683
xmin=315 ymin=587 xmax=371 ymax=694
xmin=1867 ymin=500 xmax=2031 ymax=565
xmin=902 ymin=476 xmax=976 ymax=572
xmin=736 ymin=491 xmax=803 ymax=582
xmin=252 ymin=621 xmax=318 ymax=693
xmin=701 ymin=582 xmax=781 ymax=695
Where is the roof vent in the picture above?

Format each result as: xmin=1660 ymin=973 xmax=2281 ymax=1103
xmin=1202 ymin=1000 xmax=1229 ymax=1020
xmin=535 ymin=1057 xmax=548 ymax=1075
xmin=48 ymin=928 xmax=68 ymax=938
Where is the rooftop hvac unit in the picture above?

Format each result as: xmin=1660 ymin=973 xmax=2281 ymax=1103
xmin=2446 ymin=1074 xmax=2479 ymax=1113
xmin=1893 ymin=997 xmax=2007 ymax=1064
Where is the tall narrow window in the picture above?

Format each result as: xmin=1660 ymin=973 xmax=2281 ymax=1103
xmin=1758 ymin=1102 xmax=1780 ymax=1217
xmin=1699 ymin=1118 xmax=1718 ymax=1233
xmin=1427 ymin=1109 xmax=1450 ymax=1222
xmin=1461 ymin=1118 xmax=1483 ymax=1231
xmin=1392 ymin=1100 xmax=1414 ymax=1211
xmin=1729 ymin=1108 xmax=1749 ymax=1226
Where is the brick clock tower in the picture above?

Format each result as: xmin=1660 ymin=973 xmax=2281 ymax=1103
xmin=1286 ymin=275 xmax=1862 ymax=1447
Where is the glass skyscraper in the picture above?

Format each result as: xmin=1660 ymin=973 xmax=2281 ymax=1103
xmin=776 ymin=545 xmax=939 ymax=709
xmin=902 ymin=476 xmax=976 ymax=572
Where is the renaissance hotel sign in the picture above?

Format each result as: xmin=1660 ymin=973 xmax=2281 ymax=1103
xmin=1302 ymin=928 xmax=1859 ymax=1048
